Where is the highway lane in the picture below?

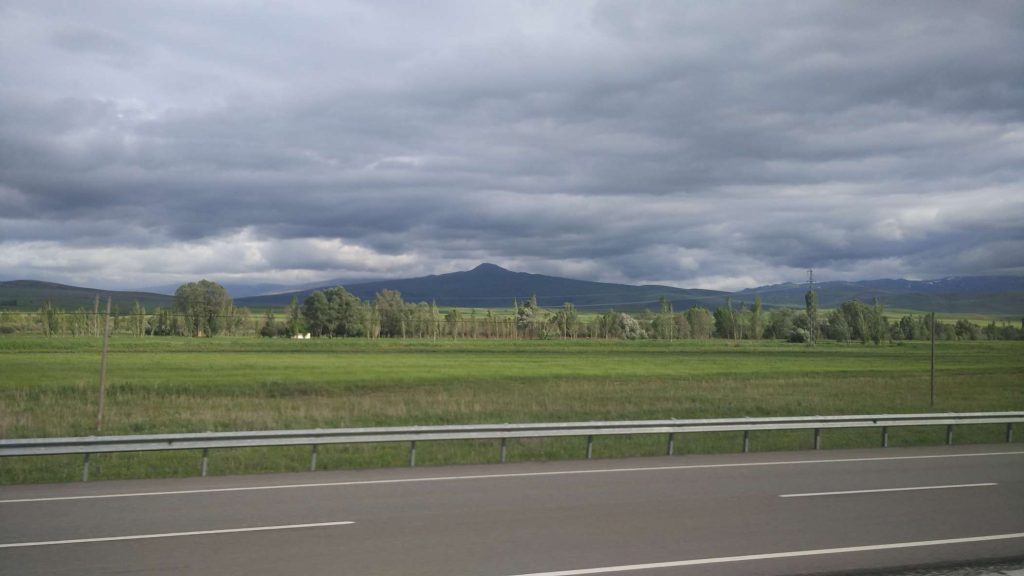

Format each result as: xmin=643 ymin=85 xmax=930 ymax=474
xmin=1 ymin=445 xmax=1022 ymax=575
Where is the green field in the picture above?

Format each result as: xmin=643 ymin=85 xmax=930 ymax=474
xmin=1 ymin=336 xmax=1022 ymax=483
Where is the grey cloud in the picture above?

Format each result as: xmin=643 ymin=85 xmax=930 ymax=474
xmin=1 ymin=1 xmax=1022 ymax=289
xmin=50 ymin=26 xmax=136 ymax=59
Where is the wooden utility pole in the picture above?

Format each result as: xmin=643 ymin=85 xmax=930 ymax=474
xmin=930 ymin=312 xmax=936 ymax=407
xmin=97 ymin=297 xmax=112 ymax=432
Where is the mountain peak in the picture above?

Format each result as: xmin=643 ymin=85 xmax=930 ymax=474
xmin=470 ymin=263 xmax=509 ymax=273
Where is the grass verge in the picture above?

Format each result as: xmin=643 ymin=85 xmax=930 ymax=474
xmin=2 ymin=337 xmax=1022 ymax=483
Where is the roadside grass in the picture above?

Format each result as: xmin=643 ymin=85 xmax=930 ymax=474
xmin=1 ymin=337 xmax=1022 ymax=483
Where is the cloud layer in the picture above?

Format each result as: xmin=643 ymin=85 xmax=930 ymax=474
xmin=2 ymin=1 xmax=1022 ymax=290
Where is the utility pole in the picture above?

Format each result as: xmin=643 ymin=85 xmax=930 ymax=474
xmin=806 ymin=269 xmax=817 ymax=345
xmin=97 ymin=297 xmax=111 ymax=432
xmin=930 ymin=312 xmax=936 ymax=407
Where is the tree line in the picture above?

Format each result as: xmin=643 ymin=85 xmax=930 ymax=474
xmin=6 ymin=280 xmax=1023 ymax=342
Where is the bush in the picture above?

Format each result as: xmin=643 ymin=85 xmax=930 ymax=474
xmin=788 ymin=327 xmax=810 ymax=343
xmin=259 ymin=321 xmax=287 ymax=338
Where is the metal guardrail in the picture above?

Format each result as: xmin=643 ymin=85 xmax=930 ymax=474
xmin=2 ymin=412 xmax=1021 ymax=481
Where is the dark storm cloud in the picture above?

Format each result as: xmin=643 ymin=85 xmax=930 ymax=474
xmin=1 ymin=1 xmax=1022 ymax=289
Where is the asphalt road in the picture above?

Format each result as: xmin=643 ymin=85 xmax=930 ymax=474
xmin=1 ymin=445 xmax=1022 ymax=575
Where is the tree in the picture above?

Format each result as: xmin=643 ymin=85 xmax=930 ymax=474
xmin=686 ymin=307 xmax=714 ymax=339
xmin=68 ymin=307 xmax=90 ymax=336
xmin=445 ymin=308 xmax=460 ymax=339
xmin=365 ymin=302 xmax=381 ymax=338
xmin=551 ymin=302 xmax=579 ymax=339
xmin=260 ymin=308 xmax=282 ymax=337
xmin=892 ymin=314 xmax=932 ymax=341
xmin=954 ymin=319 xmax=981 ymax=340
xmin=232 ymin=307 xmax=253 ymax=337
xmin=865 ymin=298 xmax=887 ymax=344
xmin=749 ymin=297 xmax=764 ymax=340
xmin=673 ymin=312 xmax=692 ymax=339
xmin=765 ymin=308 xmax=795 ymax=340
xmin=303 ymin=287 xmax=365 ymax=337
xmin=714 ymin=298 xmax=737 ymax=339
xmin=825 ymin=309 xmax=851 ymax=341
xmin=428 ymin=301 xmax=441 ymax=340
xmin=131 ymin=301 xmax=146 ymax=337
xmin=286 ymin=296 xmax=303 ymax=337
xmin=39 ymin=300 xmax=60 ymax=336
xmin=332 ymin=288 xmax=366 ymax=337
xmin=734 ymin=304 xmax=751 ymax=340
xmin=174 ymin=280 xmax=232 ymax=337
xmin=148 ymin=307 xmax=175 ymax=336
xmin=805 ymin=288 xmax=818 ymax=345
xmin=515 ymin=295 xmax=544 ymax=339
xmin=837 ymin=300 xmax=869 ymax=343
xmin=618 ymin=313 xmax=647 ymax=340
xmin=374 ymin=290 xmax=407 ymax=337
xmin=651 ymin=297 xmax=675 ymax=340
xmin=595 ymin=309 xmax=620 ymax=339
xmin=302 ymin=291 xmax=332 ymax=336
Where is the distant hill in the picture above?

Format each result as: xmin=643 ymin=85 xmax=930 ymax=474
xmin=4 ymin=268 xmax=1022 ymax=315
xmin=236 ymin=263 xmax=729 ymax=310
xmin=0 ymin=280 xmax=173 ymax=312
xmin=139 ymin=282 xmax=295 ymax=298
xmin=738 ymin=277 xmax=1024 ymax=315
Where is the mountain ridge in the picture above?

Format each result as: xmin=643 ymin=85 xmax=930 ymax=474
xmin=235 ymin=263 xmax=727 ymax=310
xmin=738 ymin=276 xmax=1024 ymax=313
xmin=2 ymin=265 xmax=1022 ymax=315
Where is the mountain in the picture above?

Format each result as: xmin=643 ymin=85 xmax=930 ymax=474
xmin=0 ymin=280 xmax=174 ymax=311
xmin=739 ymin=277 xmax=1024 ymax=314
xmin=139 ymin=282 xmax=297 ymax=298
xmin=294 ymin=274 xmax=387 ymax=291
xmin=4 ymin=268 xmax=1022 ymax=315
xmin=235 ymin=263 xmax=729 ymax=310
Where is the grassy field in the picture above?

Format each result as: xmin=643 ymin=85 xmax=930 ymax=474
xmin=1 ymin=336 xmax=1022 ymax=483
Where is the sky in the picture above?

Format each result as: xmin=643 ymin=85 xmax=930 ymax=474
xmin=1 ymin=1 xmax=1022 ymax=292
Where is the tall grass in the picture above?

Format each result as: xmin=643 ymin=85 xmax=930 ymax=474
xmin=1 ymin=337 xmax=1021 ymax=483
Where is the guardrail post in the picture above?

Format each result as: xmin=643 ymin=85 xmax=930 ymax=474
xmin=201 ymin=448 xmax=209 ymax=477
xmin=500 ymin=438 xmax=507 ymax=463
xmin=1008 ymin=423 xmax=1014 ymax=443
xmin=882 ymin=427 xmax=889 ymax=448
xmin=82 ymin=453 xmax=90 ymax=482
xmin=814 ymin=428 xmax=821 ymax=450
xmin=409 ymin=441 xmax=417 ymax=467
xmin=666 ymin=433 xmax=675 ymax=456
xmin=743 ymin=431 xmax=750 ymax=453
xmin=586 ymin=435 xmax=593 ymax=459
xmin=946 ymin=425 xmax=954 ymax=445
xmin=310 ymin=445 xmax=318 ymax=471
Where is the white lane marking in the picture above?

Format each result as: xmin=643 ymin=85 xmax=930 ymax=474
xmin=3 ymin=450 xmax=1022 ymax=504
xmin=780 ymin=482 xmax=997 ymax=498
xmin=0 ymin=521 xmax=354 ymax=548
xmin=502 ymin=532 xmax=1024 ymax=576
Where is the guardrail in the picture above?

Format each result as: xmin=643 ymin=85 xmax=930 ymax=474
xmin=2 ymin=412 xmax=1021 ymax=481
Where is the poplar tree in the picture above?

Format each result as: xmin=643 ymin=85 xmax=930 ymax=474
xmin=805 ymin=289 xmax=818 ymax=345
xmin=750 ymin=296 xmax=764 ymax=340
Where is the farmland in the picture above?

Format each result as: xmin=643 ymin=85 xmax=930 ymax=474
xmin=1 ymin=336 xmax=1022 ymax=483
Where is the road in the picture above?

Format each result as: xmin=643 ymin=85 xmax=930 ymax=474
xmin=1 ymin=445 xmax=1022 ymax=575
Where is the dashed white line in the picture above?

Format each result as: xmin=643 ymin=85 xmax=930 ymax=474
xmin=0 ymin=521 xmax=355 ymax=548
xmin=780 ymin=482 xmax=998 ymax=498
xmin=2 ymin=450 xmax=1021 ymax=504
xmin=501 ymin=532 xmax=1024 ymax=575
